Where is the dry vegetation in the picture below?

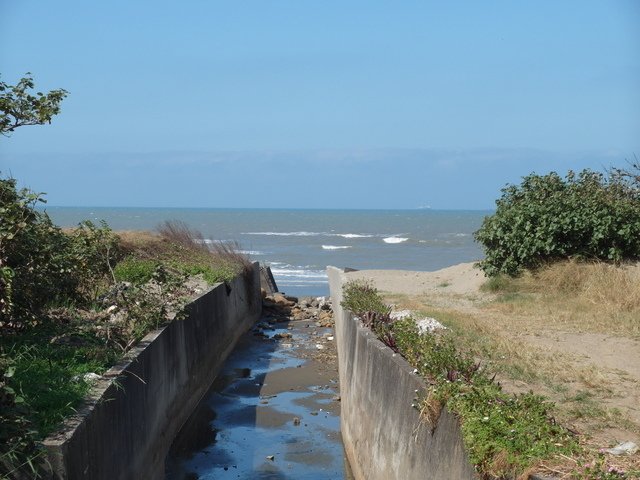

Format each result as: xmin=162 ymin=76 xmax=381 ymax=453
xmin=375 ymin=261 xmax=640 ymax=477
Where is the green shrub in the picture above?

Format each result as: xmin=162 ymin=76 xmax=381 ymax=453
xmin=68 ymin=220 xmax=122 ymax=298
xmin=0 ymin=178 xmax=76 ymax=324
xmin=341 ymin=279 xmax=388 ymax=316
xmin=475 ymin=169 xmax=640 ymax=277
xmin=0 ymin=178 xmax=125 ymax=325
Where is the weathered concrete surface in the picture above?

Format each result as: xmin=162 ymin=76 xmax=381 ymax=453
xmin=327 ymin=266 xmax=475 ymax=480
xmin=43 ymin=264 xmax=261 ymax=480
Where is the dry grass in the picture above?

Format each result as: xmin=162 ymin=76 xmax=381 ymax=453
xmin=157 ymin=219 xmax=251 ymax=269
xmin=156 ymin=220 xmax=208 ymax=253
xmin=519 ymin=260 xmax=640 ymax=311
xmin=484 ymin=260 xmax=640 ymax=337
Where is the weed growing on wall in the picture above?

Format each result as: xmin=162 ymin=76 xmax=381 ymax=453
xmin=341 ymin=280 xmax=583 ymax=479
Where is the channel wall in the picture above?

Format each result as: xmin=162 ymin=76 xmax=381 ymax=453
xmin=43 ymin=263 xmax=262 ymax=480
xmin=327 ymin=266 xmax=475 ymax=480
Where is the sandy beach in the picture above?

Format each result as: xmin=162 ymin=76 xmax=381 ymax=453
xmin=345 ymin=262 xmax=486 ymax=296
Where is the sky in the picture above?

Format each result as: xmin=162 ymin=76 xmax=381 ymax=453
xmin=0 ymin=1 xmax=638 ymax=209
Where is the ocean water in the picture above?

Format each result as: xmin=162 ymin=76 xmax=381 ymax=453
xmin=44 ymin=208 xmax=489 ymax=297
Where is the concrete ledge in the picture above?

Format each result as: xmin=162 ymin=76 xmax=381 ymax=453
xmin=327 ymin=266 xmax=475 ymax=480
xmin=43 ymin=263 xmax=262 ymax=480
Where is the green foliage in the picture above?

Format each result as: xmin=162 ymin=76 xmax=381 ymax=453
xmin=0 ymin=74 xmax=68 ymax=136
xmin=114 ymin=258 xmax=158 ymax=285
xmin=0 ymin=351 xmax=45 ymax=479
xmin=0 ymin=178 xmax=123 ymax=326
xmin=169 ymin=261 xmax=238 ymax=285
xmin=67 ymin=221 xmax=121 ymax=298
xmin=442 ymin=383 xmax=577 ymax=477
xmin=113 ymin=266 xmax=188 ymax=347
xmin=0 ymin=178 xmax=76 ymax=324
xmin=475 ymin=169 xmax=640 ymax=276
xmin=340 ymin=279 xmax=388 ymax=316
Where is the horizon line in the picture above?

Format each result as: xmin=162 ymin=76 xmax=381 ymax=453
xmin=39 ymin=205 xmax=495 ymax=212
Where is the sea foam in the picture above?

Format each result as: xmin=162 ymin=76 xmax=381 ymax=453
xmin=383 ymin=236 xmax=409 ymax=244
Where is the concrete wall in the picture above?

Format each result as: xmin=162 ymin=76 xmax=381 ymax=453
xmin=43 ymin=264 xmax=262 ymax=480
xmin=327 ymin=266 xmax=475 ymax=480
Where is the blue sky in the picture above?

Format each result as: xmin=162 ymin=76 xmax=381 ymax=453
xmin=0 ymin=1 xmax=638 ymax=209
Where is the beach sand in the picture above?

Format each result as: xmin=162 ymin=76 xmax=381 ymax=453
xmin=345 ymin=261 xmax=486 ymax=296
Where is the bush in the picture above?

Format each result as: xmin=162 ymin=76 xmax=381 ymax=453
xmin=0 ymin=178 xmax=75 ymax=324
xmin=341 ymin=279 xmax=389 ymax=316
xmin=474 ymin=169 xmax=640 ymax=276
xmin=1 ymin=177 xmax=122 ymax=326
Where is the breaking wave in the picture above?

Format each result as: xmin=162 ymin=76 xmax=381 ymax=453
xmin=383 ymin=236 xmax=409 ymax=244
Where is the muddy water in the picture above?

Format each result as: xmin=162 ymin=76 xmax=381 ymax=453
xmin=165 ymin=317 xmax=354 ymax=480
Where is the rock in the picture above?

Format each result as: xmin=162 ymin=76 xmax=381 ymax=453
xmin=605 ymin=441 xmax=639 ymax=455
xmin=315 ymin=344 xmax=325 ymax=350
xmin=72 ymin=372 xmax=102 ymax=383
xmin=273 ymin=332 xmax=292 ymax=339
xmin=415 ymin=317 xmax=446 ymax=334
xmin=272 ymin=293 xmax=295 ymax=307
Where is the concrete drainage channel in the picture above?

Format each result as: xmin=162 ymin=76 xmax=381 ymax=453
xmin=165 ymin=294 xmax=355 ymax=480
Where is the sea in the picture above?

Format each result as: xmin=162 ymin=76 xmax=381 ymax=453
xmin=43 ymin=208 xmax=490 ymax=297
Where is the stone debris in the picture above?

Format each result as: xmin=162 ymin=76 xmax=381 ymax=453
xmin=605 ymin=441 xmax=639 ymax=455
xmin=415 ymin=317 xmax=446 ymax=334
xmin=390 ymin=309 xmax=413 ymax=320
xmin=390 ymin=309 xmax=446 ymax=334
xmin=72 ymin=372 xmax=102 ymax=383
xmin=261 ymin=293 xmax=334 ymax=327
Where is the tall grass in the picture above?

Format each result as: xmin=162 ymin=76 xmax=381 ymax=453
xmin=157 ymin=220 xmax=208 ymax=252
xmin=156 ymin=220 xmax=252 ymax=282
xmin=532 ymin=261 xmax=640 ymax=312
xmin=482 ymin=260 xmax=640 ymax=336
